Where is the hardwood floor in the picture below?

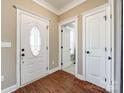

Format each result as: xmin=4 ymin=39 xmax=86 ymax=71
xmin=13 ymin=70 xmax=109 ymax=93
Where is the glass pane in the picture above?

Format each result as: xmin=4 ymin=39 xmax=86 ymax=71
xmin=30 ymin=26 xmax=41 ymax=56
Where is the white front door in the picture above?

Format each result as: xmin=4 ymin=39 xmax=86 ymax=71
xmin=62 ymin=27 xmax=71 ymax=68
xmin=85 ymin=10 xmax=106 ymax=88
xmin=20 ymin=13 xmax=48 ymax=85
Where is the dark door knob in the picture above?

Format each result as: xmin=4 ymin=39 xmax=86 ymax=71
xmin=108 ymin=56 xmax=112 ymax=60
xmin=86 ymin=51 xmax=90 ymax=54
xmin=22 ymin=54 xmax=25 ymax=57
xmin=22 ymin=49 xmax=25 ymax=51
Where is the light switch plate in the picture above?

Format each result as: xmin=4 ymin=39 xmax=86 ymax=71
xmin=1 ymin=42 xmax=11 ymax=48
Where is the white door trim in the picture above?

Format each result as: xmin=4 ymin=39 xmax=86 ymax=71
xmin=82 ymin=5 xmax=113 ymax=92
xmin=111 ymin=0 xmax=115 ymax=93
xmin=58 ymin=16 xmax=78 ymax=75
xmin=16 ymin=9 xmax=50 ymax=87
xmin=81 ymin=4 xmax=109 ymax=16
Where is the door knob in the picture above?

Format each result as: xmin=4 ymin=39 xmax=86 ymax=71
xmin=22 ymin=54 xmax=25 ymax=56
xmin=108 ymin=56 xmax=112 ymax=60
xmin=86 ymin=51 xmax=90 ymax=54
xmin=21 ymin=49 xmax=25 ymax=52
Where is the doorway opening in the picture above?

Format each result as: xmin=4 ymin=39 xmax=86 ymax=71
xmin=61 ymin=21 xmax=76 ymax=75
xmin=59 ymin=17 xmax=78 ymax=76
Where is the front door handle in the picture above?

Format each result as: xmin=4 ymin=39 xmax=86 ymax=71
xmin=86 ymin=51 xmax=90 ymax=54
xmin=22 ymin=54 xmax=25 ymax=57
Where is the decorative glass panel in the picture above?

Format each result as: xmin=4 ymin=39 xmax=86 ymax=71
xmin=30 ymin=26 xmax=41 ymax=56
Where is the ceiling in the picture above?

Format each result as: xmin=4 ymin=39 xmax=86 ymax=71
xmin=45 ymin=0 xmax=75 ymax=10
xmin=33 ymin=0 xmax=87 ymax=15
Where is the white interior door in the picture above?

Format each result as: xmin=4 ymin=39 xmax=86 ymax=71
xmin=20 ymin=13 xmax=48 ymax=85
xmin=62 ymin=27 xmax=71 ymax=68
xmin=85 ymin=10 xmax=106 ymax=88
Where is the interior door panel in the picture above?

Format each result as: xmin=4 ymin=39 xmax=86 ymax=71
xmin=85 ymin=10 xmax=106 ymax=88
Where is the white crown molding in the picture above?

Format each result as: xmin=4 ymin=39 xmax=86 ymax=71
xmin=48 ymin=66 xmax=61 ymax=74
xmin=32 ymin=0 xmax=87 ymax=15
xmin=32 ymin=0 xmax=59 ymax=14
xmin=58 ymin=0 xmax=87 ymax=15
xmin=76 ymin=74 xmax=85 ymax=81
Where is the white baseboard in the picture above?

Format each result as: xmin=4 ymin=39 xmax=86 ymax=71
xmin=2 ymin=84 xmax=19 ymax=93
xmin=76 ymin=74 xmax=85 ymax=80
xmin=106 ymin=84 xmax=112 ymax=92
xmin=62 ymin=62 xmax=73 ymax=69
xmin=48 ymin=66 xmax=61 ymax=74
xmin=2 ymin=66 xmax=61 ymax=93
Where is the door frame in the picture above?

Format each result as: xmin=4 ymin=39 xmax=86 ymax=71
xmin=82 ymin=4 xmax=114 ymax=92
xmin=16 ymin=9 xmax=50 ymax=87
xmin=58 ymin=16 xmax=78 ymax=75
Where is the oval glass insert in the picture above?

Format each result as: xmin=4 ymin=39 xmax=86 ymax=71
xmin=30 ymin=26 xmax=41 ymax=56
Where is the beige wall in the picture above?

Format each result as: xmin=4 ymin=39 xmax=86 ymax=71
xmin=2 ymin=0 xmax=108 ymax=90
xmin=1 ymin=0 xmax=59 ymax=89
xmin=59 ymin=0 xmax=108 ymax=74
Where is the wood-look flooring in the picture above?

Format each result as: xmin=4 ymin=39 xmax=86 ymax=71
xmin=13 ymin=70 xmax=109 ymax=93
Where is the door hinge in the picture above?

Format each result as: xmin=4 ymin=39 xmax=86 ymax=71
xmin=105 ymin=78 xmax=107 ymax=82
xmin=104 ymin=15 xmax=107 ymax=21
xmin=46 ymin=46 xmax=48 ymax=50
xmin=61 ymin=30 xmax=63 ymax=32
xmin=46 ymin=67 xmax=48 ymax=70
xmin=110 ymin=80 xmax=112 ymax=85
xmin=46 ymin=26 xmax=49 ymax=30
xmin=61 ymin=62 xmax=63 ymax=65
xmin=110 ymin=14 xmax=112 ymax=19
xmin=105 ymin=47 xmax=107 ymax=52
xmin=111 ymin=47 xmax=112 ymax=52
